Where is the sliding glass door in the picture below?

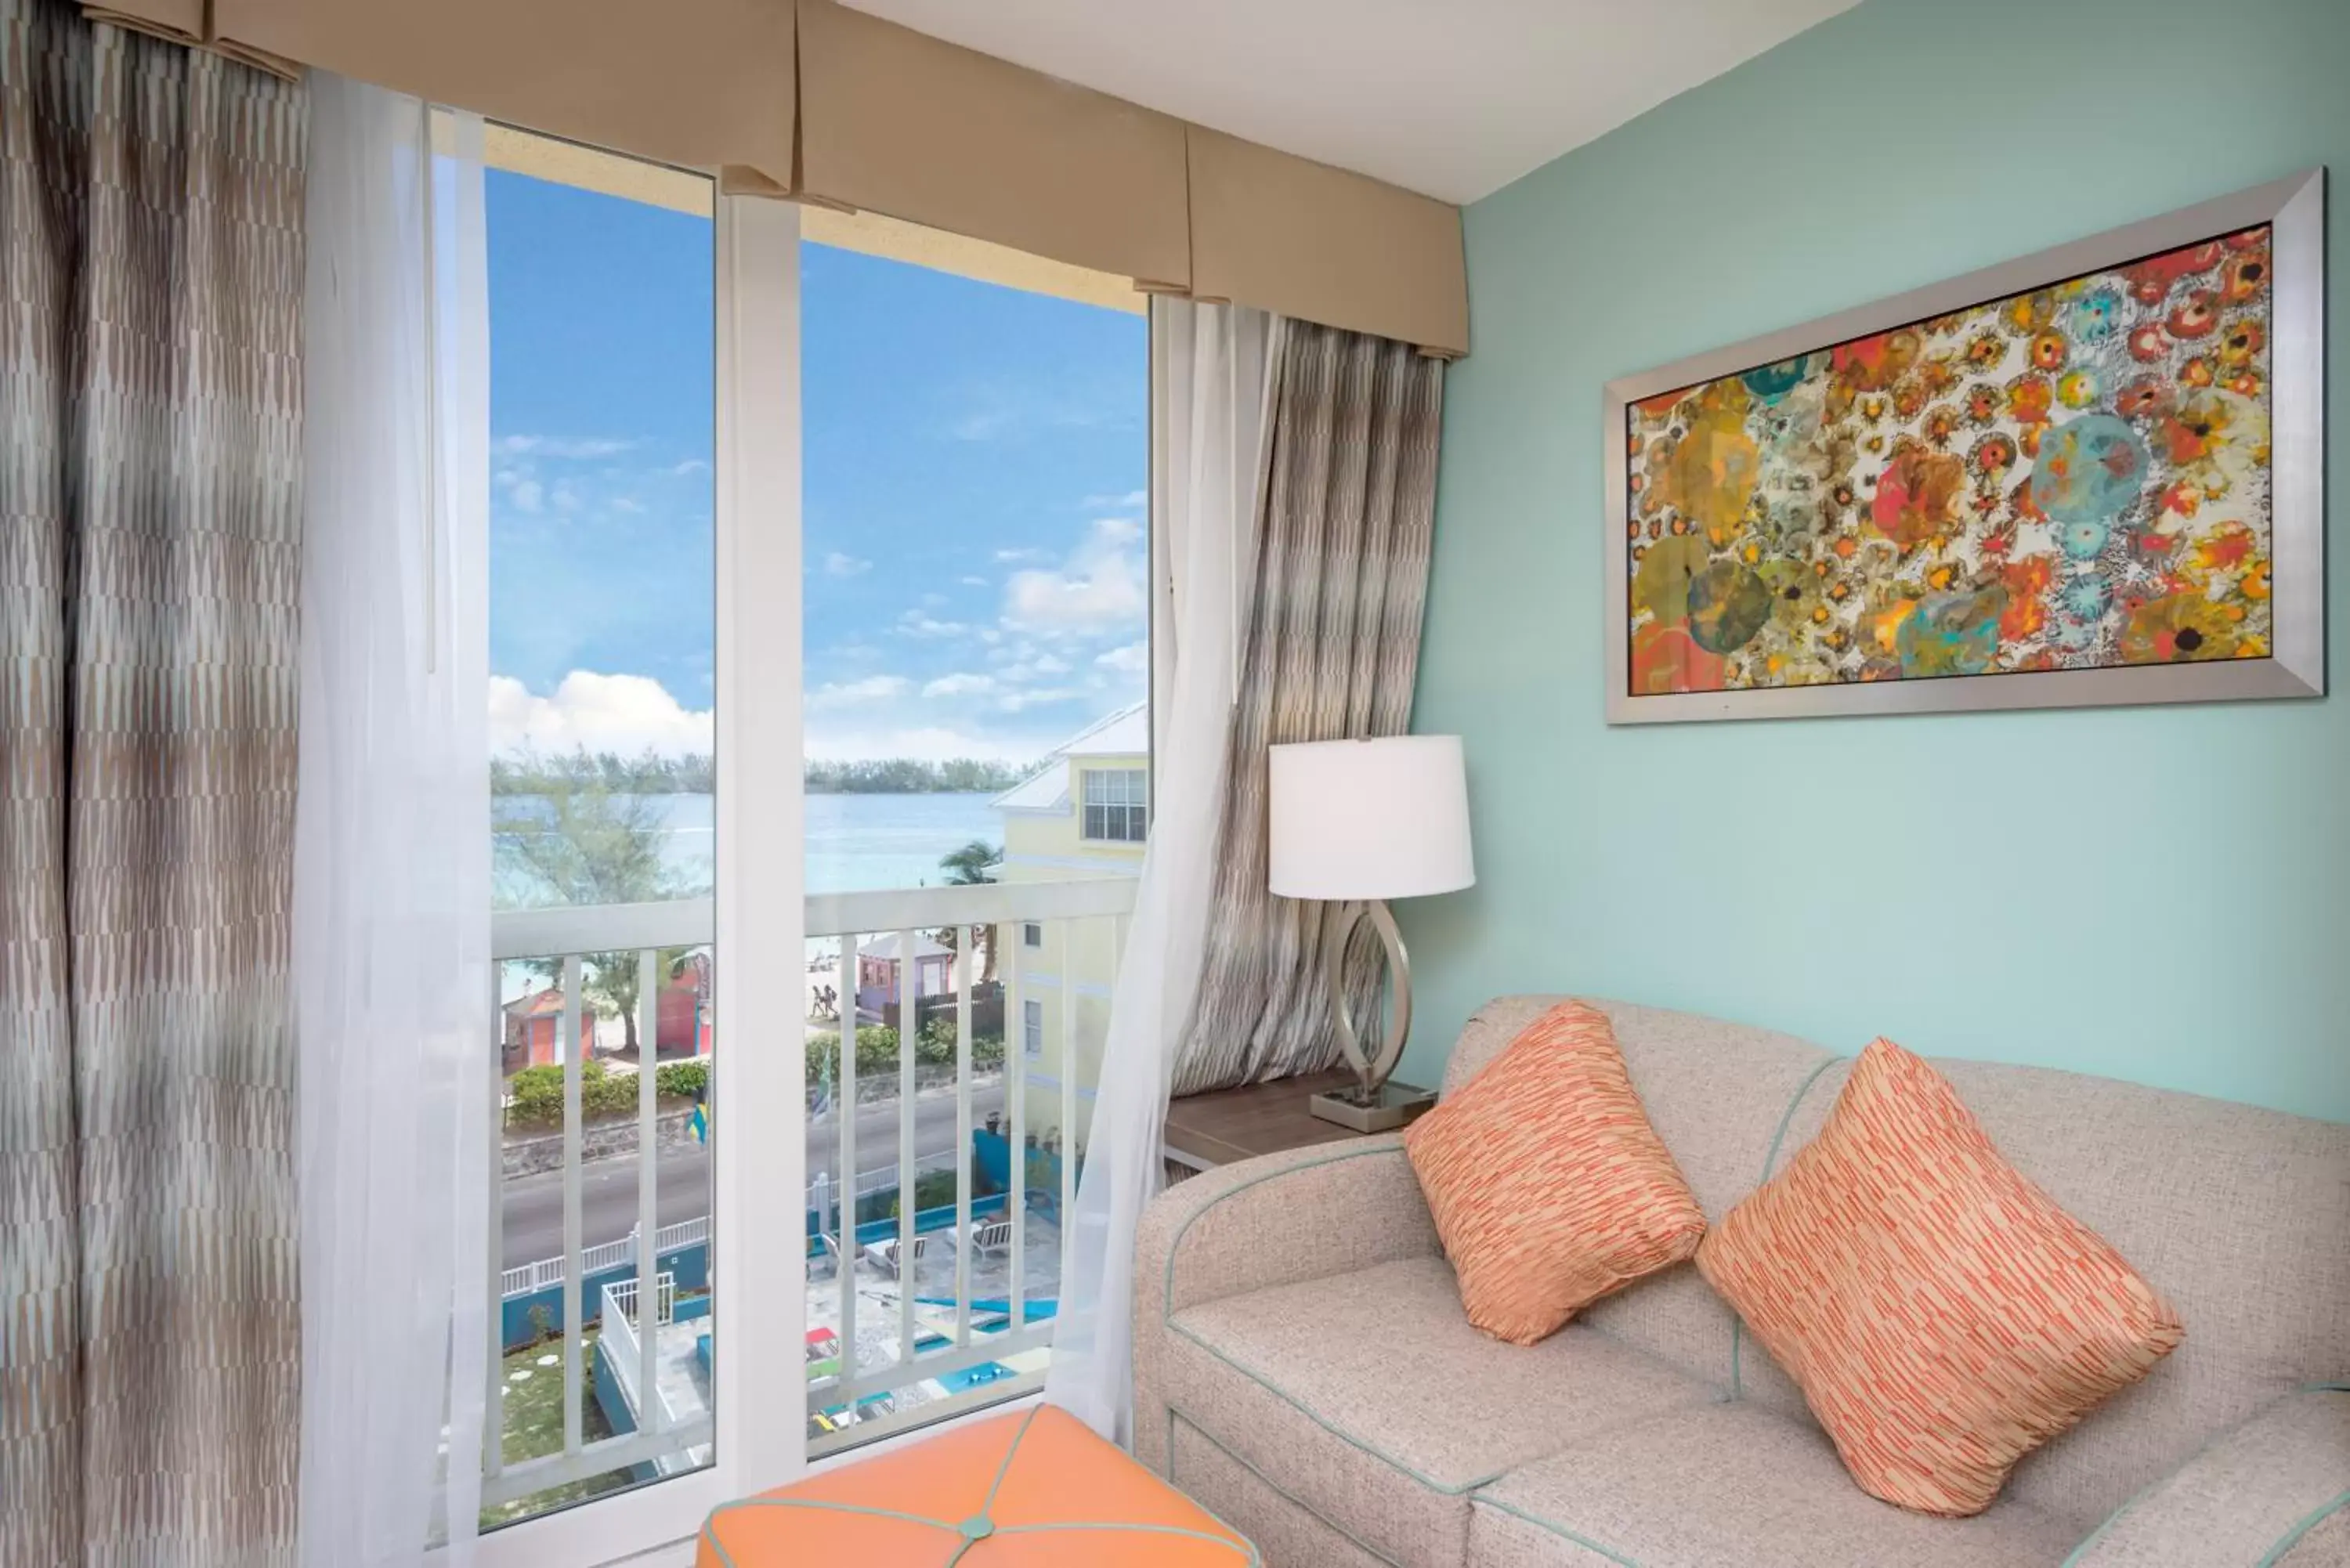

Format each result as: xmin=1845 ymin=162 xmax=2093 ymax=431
xmin=463 ymin=130 xmax=801 ymax=1563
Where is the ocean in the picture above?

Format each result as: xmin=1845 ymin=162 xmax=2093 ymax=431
xmin=495 ymin=790 xmax=1006 ymax=902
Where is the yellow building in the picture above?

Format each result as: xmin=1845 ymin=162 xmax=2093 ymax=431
xmin=992 ymin=700 xmax=1147 ymax=1162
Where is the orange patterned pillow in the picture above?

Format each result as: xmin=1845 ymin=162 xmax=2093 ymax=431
xmin=1696 ymin=1038 xmax=2183 ymax=1516
xmin=1404 ymin=1000 xmax=1706 ymax=1346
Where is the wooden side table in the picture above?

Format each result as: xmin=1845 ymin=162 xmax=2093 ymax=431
xmin=1161 ymin=1068 xmax=1377 ymax=1181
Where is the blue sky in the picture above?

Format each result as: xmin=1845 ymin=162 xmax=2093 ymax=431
xmin=483 ymin=170 xmax=1148 ymax=767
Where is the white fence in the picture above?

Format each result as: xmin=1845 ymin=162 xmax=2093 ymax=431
xmin=498 ymin=1216 xmax=709 ymax=1300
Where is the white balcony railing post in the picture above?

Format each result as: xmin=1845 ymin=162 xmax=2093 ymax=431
xmin=634 ymin=946 xmax=661 ymax=1438
xmin=953 ymin=927 xmax=973 ymax=1350
xmin=895 ymin=927 xmax=918 ymax=1374
xmin=834 ymin=934 xmax=857 ymax=1393
xmin=559 ymin=954 xmax=584 ymax=1461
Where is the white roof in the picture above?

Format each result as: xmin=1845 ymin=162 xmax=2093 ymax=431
xmin=859 ymin=931 xmax=953 ymax=960
xmin=992 ymin=700 xmax=1147 ymax=815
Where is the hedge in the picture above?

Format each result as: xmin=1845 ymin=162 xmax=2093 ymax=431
xmin=506 ymin=1058 xmax=707 ymax=1130
xmin=805 ymin=1021 xmax=1004 ymax=1087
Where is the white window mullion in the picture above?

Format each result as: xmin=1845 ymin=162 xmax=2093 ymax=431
xmin=710 ymin=188 xmax=804 ymax=1502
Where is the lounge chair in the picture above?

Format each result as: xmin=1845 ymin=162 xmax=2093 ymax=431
xmin=969 ymin=1218 xmax=1013 ymax=1259
xmin=860 ymin=1234 xmax=928 ymax=1280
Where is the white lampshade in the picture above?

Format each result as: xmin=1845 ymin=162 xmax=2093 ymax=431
xmin=1268 ymin=735 xmax=1474 ymax=901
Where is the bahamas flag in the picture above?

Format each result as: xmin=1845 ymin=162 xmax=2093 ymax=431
xmin=689 ymin=1092 xmax=709 ymax=1144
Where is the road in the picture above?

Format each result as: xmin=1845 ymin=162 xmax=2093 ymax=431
xmin=501 ymin=1078 xmax=1004 ymax=1268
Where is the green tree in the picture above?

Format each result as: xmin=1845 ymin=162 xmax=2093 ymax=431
xmin=496 ymin=772 xmax=696 ymax=1056
xmin=934 ymin=840 xmax=1002 ymax=983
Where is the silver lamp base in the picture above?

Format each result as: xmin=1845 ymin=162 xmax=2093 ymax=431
xmin=1309 ymin=1078 xmax=1439 ymax=1133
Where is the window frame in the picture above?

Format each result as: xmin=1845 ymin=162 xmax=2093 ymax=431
xmin=450 ymin=179 xmax=804 ymax=1568
xmin=1021 ymin=998 xmax=1045 ymax=1060
xmin=1079 ymin=766 xmax=1149 ymax=844
xmin=1021 ymin=921 xmax=1043 ymax=949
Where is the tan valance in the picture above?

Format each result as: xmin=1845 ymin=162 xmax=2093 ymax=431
xmin=795 ymin=0 xmax=1190 ymax=292
xmin=81 ymin=1 xmax=202 ymax=44
xmin=209 ymin=0 xmax=794 ymax=195
xmin=1186 ymin=128 xmax=1468 ymax=359
xmin=115 ymin=0 xmax=1470 ymax=353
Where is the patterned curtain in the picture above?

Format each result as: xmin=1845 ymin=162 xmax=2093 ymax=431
xmin=1173 ymin=321 xmax=1445 ymax=1096
xmin=0 ymin=3 xmax=306 ymax=1563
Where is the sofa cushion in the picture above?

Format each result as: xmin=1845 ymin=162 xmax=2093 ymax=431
xmin=1743 ymin=1052 xmax=2350 ymax=1532
xmin=1697 ymin=1039 xmax=2182 ymax=1516
xmin=1160 ymin=1255 xmax=1716 ymax=1566
xmin=1466 ymin=1403 xmax=2082 ymax=1568
xmin=1406 ymin=1001 xmax=1706 ymax=1345
xmin=1443 ymin=997 xmax=1838 ymax=1388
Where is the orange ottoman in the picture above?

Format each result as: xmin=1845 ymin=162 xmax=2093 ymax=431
xmin=696 ymin=1406 xmax=1258 ymax=1567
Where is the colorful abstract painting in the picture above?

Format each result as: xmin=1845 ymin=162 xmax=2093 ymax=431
xmin=1622 ymin=226 xmax=2276 ymax=696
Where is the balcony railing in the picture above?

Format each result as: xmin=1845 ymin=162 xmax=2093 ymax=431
xmin=482 ymin=875 xmax=1135 ymax=1512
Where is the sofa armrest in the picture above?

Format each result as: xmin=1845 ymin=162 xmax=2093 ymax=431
xmin=2064 ymin=1386 xmax=2350 ymax=1567
xmin=1128 ymin=1136 xmax=1437 ymax=1472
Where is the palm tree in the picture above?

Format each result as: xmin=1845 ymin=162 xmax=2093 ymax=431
xmin=935 ymin=840 xmax=1002 ymax=982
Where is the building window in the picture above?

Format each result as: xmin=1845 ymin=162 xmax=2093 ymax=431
xmin=1022 ymin=998 xmax=1045 ymax=1059
xmin=1022 ymin=922 xmax=1043 ymax=948
xmin=1081 ymin=768 xmax=1148 ymax=843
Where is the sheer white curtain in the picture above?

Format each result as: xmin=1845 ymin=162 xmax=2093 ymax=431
xmin=296 ymin=76 xmax=492 ymax=1568
xmin=1046 ymin=300 xmax=1272 ymax=1443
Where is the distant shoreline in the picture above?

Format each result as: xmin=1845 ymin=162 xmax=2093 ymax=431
xmin=491 ymin=752 xmax=1031 ymax=797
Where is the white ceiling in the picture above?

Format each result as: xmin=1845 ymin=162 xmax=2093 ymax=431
xmin=839 ymin=0 xmax=1860 ymax=205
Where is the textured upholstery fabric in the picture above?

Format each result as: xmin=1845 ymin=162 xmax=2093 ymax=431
xmin=2280 ymin=1505 xmax=2350 ymax=1567
xmin=1697 ymin=1039 xmax=2183 ymax=1516
xmin=698 ymin=1406 xmax=1256 ymax=1565
xmin=1444 ymin=997 xmax=1838 ymax=1389
xmin=1405 ymin=1002 xmax=1706 ymax=1344
xmin=1927 ymin=1058 xmax=2350 ymax=1530
xmin=1162 ymin=1256 xmax=1715 ymax=1565
xmin=1129 ymin=996 xmax=2350 ymax=1566
xmin=2063 ymin=1389 xmax=2350 ymax=1567
xmin=1133 ymin=1137 xmax=1438 ymax=1477
xmin=1170 ymin=1416 xmax=1398 ymax=1568
xmin=1468 ymin=1404 xmax=2082 ymax=1568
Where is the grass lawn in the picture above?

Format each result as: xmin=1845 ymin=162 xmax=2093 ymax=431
xmin=480 ymin=1330 xmax=631 ymax=1530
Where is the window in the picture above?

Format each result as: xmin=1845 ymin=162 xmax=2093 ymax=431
xmin=483 ymin=131 xmax=722 ymax=1532
xmin=797 ymin=209 xmax=1146 ymax=1458
xmin=1082 ymin=768 xmax=1148 ymax=843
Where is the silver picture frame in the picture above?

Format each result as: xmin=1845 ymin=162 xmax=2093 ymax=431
xmin=1603 ymin=168 xmax=2325 ymax=725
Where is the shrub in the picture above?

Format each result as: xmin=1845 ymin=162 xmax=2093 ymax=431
xmin=506 ymin=1057 xmax=705 ymax=1129
xmin=654 ymin=1060 xmax=708 ymax=1100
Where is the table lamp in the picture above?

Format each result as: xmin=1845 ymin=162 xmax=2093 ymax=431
xmin=1268 ymin=735 xmax=1474 ymax=1132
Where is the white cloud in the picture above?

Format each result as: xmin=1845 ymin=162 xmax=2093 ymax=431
xmin=1082 ymin=490 xmax=1148 ymax=510
xmin=807 ymin=675 xmax=913 ymax=710
xmin=508 ymin=479 xmax=544 ymax=513
xmin=992 ymin=547 xmax=1054 ymax=565
xmin=824 ymin=551 xmax=873 ymax=577
xmin=1003 ymin=518 xmax=1147 ymax=636
xmin=994 ymin=686 xmax=1082 ymax=714
xmin=959 ymin=575 xmax=989 ymax=587
xmin=1096 ymin=640 xmax=1148 ymax=675
xmin=610 ymin=497 xmax=645 ymax=515
xmin=671 ymin=458 xmax=710 ymax=477
xmin=496 ymin=435 xmax=635 ymax=460
xmin=922 ymin=673 xmax=997 ymax=699
xmin=552 ymin=484 xmax=582 ymax=513
xmin=489 ymin=672 xmax=712 ymax=757
xmin=897 ymin=611 xmax=969 ymax=640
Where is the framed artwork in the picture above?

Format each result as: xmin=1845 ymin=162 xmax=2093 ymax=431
xmin=1603 ymin=168 xmax=2323 ymax=724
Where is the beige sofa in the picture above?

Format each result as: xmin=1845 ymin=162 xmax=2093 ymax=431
xmin=1133 ymin=997 xmax=2350 ymax=1567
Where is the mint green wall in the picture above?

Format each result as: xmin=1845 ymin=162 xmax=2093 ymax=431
xmin=1402 ymin=0 xmax=2348 ymax=1122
